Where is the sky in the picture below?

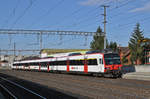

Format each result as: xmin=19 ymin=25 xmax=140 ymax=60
xmin=0 ymin=0 xmax=150 ymax=55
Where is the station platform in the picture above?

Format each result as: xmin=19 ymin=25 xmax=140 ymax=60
xmin=123 ymin=72 xmax=150 ymax=81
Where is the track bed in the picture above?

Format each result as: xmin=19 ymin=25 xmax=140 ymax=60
xmin=0 ymin=70 xmax=150 ymax=99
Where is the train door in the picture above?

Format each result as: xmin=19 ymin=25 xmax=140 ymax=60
xmin=51 ymin=58 xmax=56 ymax=71
xmin=99 ymin=57 xmax=104 ymax=72
xmin=51 ymin=61 xmax=54 ymax=71
xmin=56 ymin=58 xmax=58 ymax=71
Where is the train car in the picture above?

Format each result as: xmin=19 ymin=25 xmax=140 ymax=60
xmin=12 ymin=52 xmax=122 ymax=78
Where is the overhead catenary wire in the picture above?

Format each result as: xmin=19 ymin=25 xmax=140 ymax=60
xmin=109 ymin=0 xmax=133 ymax=11
xmin=52 ymin=0 xmax=131 ymax=31
xmin=1 ymin=0 xmax=20 ymax=28
xmin=48 ymin=1 xmax=104 ymax=29
xmin=28 ymin=0 xmax=65 ymax=28
xmin=51 ymin=10 xmax=101 ymax=30
xmin=10 ymin=0 xmax=36 ymax=28
xmin=49 ymin=6 xmax=85 ymax=28
xmin=48 ymin=5 xmax=102 ymax=30
xmin=116 ymin=16 xmax=150 ymax=29
xmin=108 ymin=0 xmax=134 ymax=19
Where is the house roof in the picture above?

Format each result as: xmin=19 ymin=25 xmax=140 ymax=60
xmin=118 ymin=47 xmax=130 ymax=57
xmin=119 ymin=47 xmax=129 ymax=54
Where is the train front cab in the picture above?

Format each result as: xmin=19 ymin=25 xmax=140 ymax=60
xmin=103 ymin=53 xmax=122 ymax=78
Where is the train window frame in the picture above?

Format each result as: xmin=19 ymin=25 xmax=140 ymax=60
xmin=40 ymin=62 xmax=48 ymax=67
xmin=70 ymin=60 xmax=84 ymax=65
xmin=87 ymin=59 xmax=98 ymax=65
xmin=99 ymin=58 xmax=103 ymax=64
xmin=100 ymin=59 xmax=102 ymax=64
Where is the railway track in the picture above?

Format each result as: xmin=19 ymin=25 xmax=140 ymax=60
xmin=0 ymin=77 xmax=46 ymax=99
xmin=0 ymin=73 xmax=77 ymax=99
xmin=0 ymin=70 xmax=150 ymax=99
xmin=0 ymin=83 xmax=17 ymax=99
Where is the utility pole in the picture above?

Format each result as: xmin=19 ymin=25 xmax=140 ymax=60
xmin=14 ymin=42 xmax=16 ymax=61
xmin=102 ymin=5 xmax=109 ymax=49
xmin=40 ymin=32 xmax=42 ymax=51
xmin=39 ymin=32 xmax=42 ymax=57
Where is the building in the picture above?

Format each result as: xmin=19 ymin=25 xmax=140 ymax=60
xmin=119 ymin=46 xmax=150 ymax=65
xmin=40 ymin=49 xmax=89 ymax=58
xmin=0 ymin=55 xmax=28 ymax=67
xmin=118 ymin=47 xmax=131 ymax=65
xmin=145 ymin=49 xmax=150 ymax=64
xmin=0 ymin=60 xmax=9 ymax=67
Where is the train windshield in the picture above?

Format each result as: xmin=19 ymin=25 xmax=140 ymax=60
xmin=104 ymin=53 xmax=121 ymax=65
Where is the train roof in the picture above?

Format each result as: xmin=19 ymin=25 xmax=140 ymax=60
xmin=13 ymin=49 xmax=119 ymax=64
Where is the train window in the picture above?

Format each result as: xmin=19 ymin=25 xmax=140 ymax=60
xmin=70 ymin=60 xmax=84 ymax=65
xmin=30 ymin=63 xmax=35 ymax=66
xmin=25 ymin=63 xmax=28 ymax=66
xmin=32 ymin=62 xmax=39 ymax=66
xmin=50 ymin=61 xmax=54 ymax=65
xmin=29 ymin=63 xmax=32 ymax=65
xmin=40 ymin=62 xmax=47 ymax=67
xmin=78 ymin=60 xmax=84 ymax=65
xmin=36 ymin=62 xmax=39 ymax=65
xmin=50 ymin=61 xmax=58 ymax=65
xmin=70 ymin=60 xmax=76 ymax=65
xmin=99 ymin=59 xmax=103 ymax=64
xmin=58 ymin=61 xmax=67 ymax=65
xmin=104 ymin=53 xmax=121 ymax=65
xmin=100 ymin=59 xmax=101 ymax=64
xmin=49 ymin=62 xmax=52 ymax=65
xmin=88 ymin=59 xmax=97 ymax=65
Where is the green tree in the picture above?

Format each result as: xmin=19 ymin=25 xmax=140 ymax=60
xmin=128 ymin=23 xmax=144 ymax=64
xmin=90 ymin=26 xmax=105 ymax=50
xmin=122 ymin=56 xmax=128 ymax=64
xmin=108 ymin=41 xmax=118 ymax=52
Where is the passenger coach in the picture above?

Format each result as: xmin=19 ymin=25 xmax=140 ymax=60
xmin=12 ymin=52 xmax=122 ymax=78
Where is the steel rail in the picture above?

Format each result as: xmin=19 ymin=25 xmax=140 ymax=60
xmin=0 ymin=83 xmax=18 ymax=99
xmin=0 ymin=77 xmax=47 ymax=99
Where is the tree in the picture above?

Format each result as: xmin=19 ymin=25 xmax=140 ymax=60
xmin=90 ymin=26 xmax=105 ymax=50
xmin=122 ymin=56 xmax=128 ymax=64
xmin=90 ymin=26 xmax=118 ymax=51
xmin=128 ymin=23 xmax=144 ymax=64
xmin=108 ymin=41 xmax=118 ymax=52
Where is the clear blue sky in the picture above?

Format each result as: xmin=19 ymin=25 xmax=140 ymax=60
xmin=0 ymin=0 xmax=150 ymax=54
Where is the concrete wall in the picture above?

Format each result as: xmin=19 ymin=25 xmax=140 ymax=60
xmin=134 ymin=65 xmax=150 ymax=72
xmin=121 ymin=65 xmax=150 ymax=73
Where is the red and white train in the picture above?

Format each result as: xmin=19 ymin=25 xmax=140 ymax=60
xmin=12 ymin=51 xmax=122 ymax=78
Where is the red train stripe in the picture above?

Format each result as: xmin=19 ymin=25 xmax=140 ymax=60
xmin=47 ymin=63 xmax=50 ymax=72
xmin=102 ymin=54 xmax=106 ymax=72
xmin=39 ymin=64 xmax=41 ymax=71
xmin=67 ymin=60 xmax=69 ymax=72
xmin=84 ymin=60 xmax=88 ymax=73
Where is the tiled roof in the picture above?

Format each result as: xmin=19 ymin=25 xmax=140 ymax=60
xmin=119 ymin=47 xmax=130 ymax=55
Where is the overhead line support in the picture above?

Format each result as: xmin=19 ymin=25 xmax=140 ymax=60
xmin=101 ymin=5 xmax=109 ymax=49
